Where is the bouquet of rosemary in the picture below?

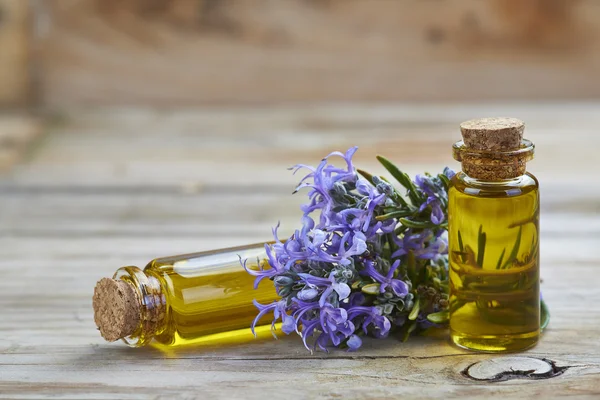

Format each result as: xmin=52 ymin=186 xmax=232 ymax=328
xmin=242 ymin=147 xmax=546 ymax=351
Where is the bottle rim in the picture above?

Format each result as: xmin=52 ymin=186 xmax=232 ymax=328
xmin=453 ymin=138 xmax=535 ymax=162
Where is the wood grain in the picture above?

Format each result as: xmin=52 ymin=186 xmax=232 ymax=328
xmin=1 ymin=104 xmax=600 ymax=399
xmin=0 ymin=0 xmax=30 ymax=106
xmin=35 ymin=0 xmax=600 ymax=107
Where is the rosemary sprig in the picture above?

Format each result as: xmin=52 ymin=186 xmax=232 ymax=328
xmin=502 ymin=226 xmax=523 ymax=269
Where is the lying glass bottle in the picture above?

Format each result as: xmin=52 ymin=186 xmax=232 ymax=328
xmin=93 ymin=243 xmax=279 ymax=349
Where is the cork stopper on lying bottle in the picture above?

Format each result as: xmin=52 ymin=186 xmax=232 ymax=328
xmin=93 ymin=267 xmax=166 ymax=346
xmin=454 ymin=117 xmax=534 ymax=180
xmin=93 ymin=278 xmax=140 ymax=342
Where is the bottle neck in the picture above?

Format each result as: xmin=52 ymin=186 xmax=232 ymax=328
xmin=453 ymin=138 xmax=535 ymax=181
xmin=113 ymin=266 xmax=167 ymax=347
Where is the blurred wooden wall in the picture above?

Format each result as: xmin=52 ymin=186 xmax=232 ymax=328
xmin=3 ymin=0 xmax=600 ymax=108
xmin=0 ymin=0 xmax=30 ymax=107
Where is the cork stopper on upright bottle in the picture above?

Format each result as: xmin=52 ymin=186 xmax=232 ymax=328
xmin=455 ymin=117 xmax=533 ymax=180
xmin=460 ymin=117 xmax=524 ymax=151
xmin=93 ymin=278 xmax=140 ymax=342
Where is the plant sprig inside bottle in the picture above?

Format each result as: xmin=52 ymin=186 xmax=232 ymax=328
xmin=452 ymin=220 xmax=544 ymax=326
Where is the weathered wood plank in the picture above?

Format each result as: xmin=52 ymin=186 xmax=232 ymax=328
xmin=0 ymin=0 xmax=31 ymax=106
xmin=36 ymin=0 xmax=600 ymax=107
xmin=9 ymin=103 xmax=600 ymax=184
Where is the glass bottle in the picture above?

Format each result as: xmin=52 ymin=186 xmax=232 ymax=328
xmin=93 ymin=243 xmax=279 ymax=349
xmin=448 ymin=117 xmax=540 ymax=352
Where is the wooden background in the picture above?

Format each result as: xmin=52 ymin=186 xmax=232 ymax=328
xmin=1 ymin=0 xmax=599 ymax=107
xmin=1 ymin=1 xmax=600 ymax=399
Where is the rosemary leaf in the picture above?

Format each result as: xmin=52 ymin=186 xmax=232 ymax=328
xmin=387 ymin=233 xmax=399 ymax=256
xmin=394 ymin=225 xmax=408 ymax=237
xmin=407 ymin=250 xmax=416 ymax=282
xmin=398 ymin=217 xmax=442 ymax=229
xmin=458 ymin=230 xmax=465 ymax=263
xmin=400 ymin=320 xmax=418 ymax=342
xmin=357 ymin=169 xmax=376 ymax=184
xmin=361 ymin=283 xmax=381 ymax=295
xmin=376 ymin=155 xmax=422 ymax=205
xmin=496 ymin=248 xmax=506 ymax=270
xmin=408 ymin=298 xmax=421 ymax=321
xmin=437 ymin=173 xmax=451 ymax=189
xmin=477 ymin=225 xmax=486 ymax=268
xmin=376 ymin=210 xmax=414 ymax=221
xmin=426 ymin=310 xmax=449 ymax=324
xmin=502 ymin=226 xmax=523 ymax=269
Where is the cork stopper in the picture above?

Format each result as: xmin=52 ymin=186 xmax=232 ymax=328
xmin=460 ymin=117 xmax=524 ymax=151
xmin=455 ymin=117 xmax=533 ymax=180
xmin=93 ymin=278 xmax=140 ymax=342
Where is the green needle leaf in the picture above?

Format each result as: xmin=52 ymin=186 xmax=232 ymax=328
xmin=437 ymin=173 xmax=451 ymax=189
xmin=477 ymin=225 xmax=486 ymax=268
xmin=458 ymin=230 xmax=465 ymax=263
xmin=408 ymin=298 xmax=421 ymax=321
xmin=407 ymin=250 xmax=416 ymax=282
xmin=426 ymin=310 xmax=449 ymax=324
xmin=361 ymin=283 xmax=381 ymax=295
xmin=496 ymin=248 xmax=506 ymax=270
xmin=376 ymin=155 xmax=422 ymax=205
xmin=357 ymin=169 xmax=376 ymax=184
xmin=502 ymin=226 xmax=522 ymax=269
xmin=399 ymin=218 xmax=445 ymax=229
xmin=400 ymin=321 xmax=418 ymax=342
xmin=376 ymin=210 xmax=414 ymax=221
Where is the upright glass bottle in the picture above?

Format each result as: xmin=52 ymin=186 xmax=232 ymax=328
xmin=93 ymin=243 xmax=279 ymax=349
xmin=448 ymin=117 xmax=540 ymax=352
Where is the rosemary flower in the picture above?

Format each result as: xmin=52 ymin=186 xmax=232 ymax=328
xmin=243 ymin=147 xmax=453 ymax=351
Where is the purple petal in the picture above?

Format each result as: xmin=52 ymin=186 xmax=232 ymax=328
xmin=346 ymin=334 xmax=362 ymax=351
xmin=319 ymin=286 xmax=334 ymax=307
xmin=390 ymin=280 xmax=409 ymax=297
xmin=332 ymin=282 xmax=351 ymax=301
xmin=281 ymin=315 xmax=297 ymax=335
xmin=298 ymin=287 xmax=319 ymax=301
xmin=431 ymin=204 xmax=444 ymax=224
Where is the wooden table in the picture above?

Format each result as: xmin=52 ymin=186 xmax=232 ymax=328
xmin=1 ymin=104 xmax=599 ymax=399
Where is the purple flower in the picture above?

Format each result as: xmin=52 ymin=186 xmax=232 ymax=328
xmin=291 ymin=147 xmax=358 ymax=227
xmin=392 ymin=229 xmax=447 ymax=261
xmin=362 ymin=259 xmax=409 ymax=297
xmin=331 ymin=208 xmax=394 ymax=239
xmin=316 ymin=305 xmax=356 ymax=349
xmin=346 ymin=334 xmax=362 ymax=351
xmin=308 ymin=231 xmax=367 ymax=267
xmin=241 ymin=243 xmax=283 ymax=289
xmin=347 ymin=306 xmax=392 ymax=338
xmin=291 ymin=299 xmax=355 ymax=351
xmin=251 ymin=299 xmax=296 ymax=336
xmin=297 ymin=272 xmax=351 ymax=307
xmin=443 ymin=167 xmax=456 ymax=180
xmin=243 ymin=146 xmax=455 ymax=352
xmin=355 ymin=179 xmax=388 ymax=231
xmin=415 ymin=174 xmax=445 ymax=225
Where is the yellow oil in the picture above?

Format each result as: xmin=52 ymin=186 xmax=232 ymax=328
xmin=448 ymin=172 xmax=540 ymax=352
xmin=141 ymin=244 xmax=280 ymax=348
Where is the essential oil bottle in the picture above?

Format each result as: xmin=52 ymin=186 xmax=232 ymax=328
xmin=448 ymin=117 xmax=540 ymax=352
xmin=93 ymin=243 xmax=278 ymax=349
